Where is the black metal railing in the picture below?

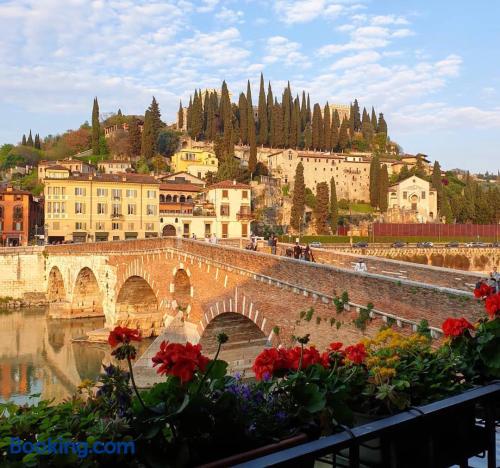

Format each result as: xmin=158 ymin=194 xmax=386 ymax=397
xmin=235 ymin=382 xmax=500 ymax=468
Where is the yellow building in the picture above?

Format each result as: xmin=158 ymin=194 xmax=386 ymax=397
xmin=44 ymin=169 xmax=160 ymax=243
xmin=170 ymin=148 xmax=218 ymax=178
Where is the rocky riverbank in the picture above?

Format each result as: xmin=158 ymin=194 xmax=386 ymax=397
xmin=0 ymin=293 xmax=48 ymax=308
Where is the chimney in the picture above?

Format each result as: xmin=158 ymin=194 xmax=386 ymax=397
xmin=122 ymin=176 xmax=127 ymax=182
xmin=233 ymin=180 xmax=236 ymax=186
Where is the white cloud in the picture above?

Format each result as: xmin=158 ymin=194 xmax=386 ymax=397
xmin=264 ymin=36 xmax=311 ymax=68
xmin=274 ymin=0 xmax=346 ymax=24
xmin=330 ymin=51 xmax=381 ymax=70
xmin=197 ymin=0 xmax=220 ymax=13
xmin=435 ymin=54 xmax=462 ymax=77
xmin=215 ymin=7 xmax=245 ymax=24
xmin=371 ymin=15 xmax=409 ymax=26
xmin=392 ymin=28 xmax=414 ymax=38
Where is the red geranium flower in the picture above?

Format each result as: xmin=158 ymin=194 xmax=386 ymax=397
xmin=252 ymin=347 xmax=290 ymax=380
xmin=485 ymin=293 xmax=500 ymax=319
xmin=320 ymin=342 xmax=345 ymax=368
xmin=152 ymin=341 xmax=210 ymax=384
xmin=473 ymin=283 xmax=493 ymax=299
xmin=442 ymin=317 xmax=474 ymax=337
xmin=108 ymin=326 xmax=142 ymax=347
xmin=328 ymin=342 xmax=343 ymax=352
xmin=345 ymin=343 xmax=367 ymax=364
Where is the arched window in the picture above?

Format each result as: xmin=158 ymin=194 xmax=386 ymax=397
xmin=180 ymin=195 xmax=186 ymax=203
xmin=159 ymin=194 xmax=165 ymax=202
xmin=173 ymin=195 xmax=178 ymax=202
xmin=166 ymin=194 xmax=172 ymax=202
xmin=187 ymin=195 xmax=193 ymax=202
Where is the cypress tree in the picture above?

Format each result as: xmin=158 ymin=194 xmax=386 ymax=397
xmin=352 ymin=99 xmax=361 ymax=131
xmin=348 ymin=103 xmax=355 ymax=135
xmin=257 ymin=73 xmax=268 ymax=145
xmin=190 ymin=91 xmax=203 ymax=140
xmin=282 ymin=83 xmax=292 ymax=147
xmin=290 ymin=162 xmax=305 ymax=231
xmin=314 ymin=182 xmax=330 ymax=234
xmin=306 ymin=94 xmax=311 ymax=123
xmin=289 ymin=98 xmax=299 ymax=148
xmin=128 ymin=118 xmax=142 ymax=158
xmin=267 ymin=82 xmax=274 ymax=140
xmin=369 ymin=155 xmax=380 ymax=207
xmin=209 ymin=92 xmax=219 ymax=139
xmin=27 ymin=130 xmax=33 ymax=147
xmin=338 ymin=118 xmax=349 ymax=151
xmin=178 ymin=100 xmax=184 ymax=130
xmin=333 ymin=109 xmax=340 ymax=129
xmin=378 ymin=164 xmax=389 ymax=212
xmin=294 ymin=98 xmax=301 ymax=148
xmin=141 ymin=110 xmax=154 ymax=160
xmin=300 ymin=91 xmax=307 ymax=130
xmin=378 ymin=113 xmax=387 ymax=134
xmin=399 ymin=164 xmax=410 ymax=181
xmin=323 ymin=103 xmax=331 ymax=151
xmin=186 ymin=96 xmax=193 ymax=134
xmin=371 ymin=107 xmax=377 ymax=130
xmin=311 ymin=104 xmax=322 ymax=150
xmin=203 ymin=92 xmax=210 ymax=135
xmin=246 ymin=80 xmax=256 ymax=153
xmin=431 ymin=161 xmax=442 ymax=211
xmin=304 ymin=123 xmax=312 ymax=150
xmin=21 ymin=134 xmax=27 ymax=146
xmin=220 ymin=81 xmax=232 ymax=130
xmin=148 ymin=96 xmax=162 ymax=148
xmin=273 ymin=102 xmax=284 ymax=148
xmin=34 ymin=133 xmax=41 ymax=150
xmin=330 ymin=177 xmax=339 ymax=234
xmin=361 ymin=118 xmax=374 ymax=145
xmin=238 ymin=93 xmax=248 ymax=144
xmin=92 ymin=97 xmax=100 ymax=155
xmin=330 ymin=123 xmax=339 ymax=151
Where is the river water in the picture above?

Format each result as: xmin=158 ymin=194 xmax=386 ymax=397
xmin=0 ymin=307 xmax=152 ymax=406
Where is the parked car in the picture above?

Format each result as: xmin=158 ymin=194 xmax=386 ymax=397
xmin=491 ymin=242 xmax=500 ymax=248
xmin=310 ymin=241 xmax=322 ymax=248
xmin=465 ymin=241 xmax=488 ymax=248
xmin=391 ymin=241 xmax=406 ymax=248
xmin=353 ymin=241 xmax=369 ymax=248
xmin=445 ymin=241 xmax=460 ymax=248
xmin=416 ymin=241 xmax=433 ymax=248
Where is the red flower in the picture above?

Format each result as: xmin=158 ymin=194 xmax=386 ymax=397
xmin=151 ymin=341 xmax=209 ymax=383
xmin=108 ymin=326 xmax=141 ymax=347
xmin=485 ymin=293 xmax=500 ymax=319
xmin=328 ymin=342 xmax=343 ymax=352
xmin=441 ymin=178 xmax=449 ymax=186
xmin=345 ymin=343 xmax=367 ymax=364
xmin=442 ymin=317 xmax=474 ymax=337
xmin=474 ymin=283 xmax=493 ymax=299
xmin=252 ymin=348 xmax=290 ymax=380
xmin=320 ymin=342 xmax=345 ymax=368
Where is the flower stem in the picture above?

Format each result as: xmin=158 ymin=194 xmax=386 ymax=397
xmin=298 ymin=343 xmax=304 ymax=372
xmin=196 ymin=341 xmax=222 ymax=394
xmin=127 ymin=356 xmax=148 ymax=411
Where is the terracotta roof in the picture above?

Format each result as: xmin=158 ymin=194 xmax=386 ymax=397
xmin=45 ymin=173 xmax=159 ymax=184
xmin=45 ymin=165 xmax=70 ymax=171
xmin=160 ymin=183 xmax=201 ymax=192
xmin=206 ymin=180 xmax=250 ymax=190
xmin=0 ymin=186 xmax=32 ymax=196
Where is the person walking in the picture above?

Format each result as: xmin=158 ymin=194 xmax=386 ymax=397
xmin=303 ymin=244 xmax=315 ymax=262
xmin=271 ymin=235 xmax=278 ymax=255
xmin=293 ymin=239 xmax=302 ymax=259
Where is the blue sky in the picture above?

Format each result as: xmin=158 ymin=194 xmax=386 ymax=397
xmin=1 ymin=0 xmax=499 ymax=171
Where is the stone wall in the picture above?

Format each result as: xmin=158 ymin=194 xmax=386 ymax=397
xmin=0 ymin=247 xmax=46 ymax=299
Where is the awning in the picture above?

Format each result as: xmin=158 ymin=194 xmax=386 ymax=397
xmin=95 ymin=232 xmax=109 ymax=241
xmin=125 ymin=232 xmax=138 ymax=239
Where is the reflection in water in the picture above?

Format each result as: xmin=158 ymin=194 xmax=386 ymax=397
xmin=0 ymin=307 xmax=152 ymax=406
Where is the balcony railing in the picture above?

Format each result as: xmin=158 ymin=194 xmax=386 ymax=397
xmin=237 ymin=211 xmax=253 ymax=221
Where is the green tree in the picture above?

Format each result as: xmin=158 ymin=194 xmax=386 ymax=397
xmin=329 ymin=177 xmax=339 ymax=234
xmin=323 ymin=103 xmax=331 ymax=151
xmin=440 ymin=190 xmax=453 ymax=223
xmin=257 ymin=73 xmax=268 ymax=145
xmin=377 ymin=113 xmax=387 ymax=134
xmin=303 ymin=123 xmax=312 ymax=150
xmin=246 ymin=82 xmax=257 ymax=173
xmin=314 ymin=182 xmax=330 ymax=234
xmin=21 ymin=134 xmax=27 ymax=146
xmin=431 ymin=160 xmax=442 ymax=211
xmin=189 ymin=90 xmax=203 ymax=140
xmin=267 ymin=82 xmax=274 ymax=143
xmin=238 ymin=93 xmax=248 ymax=144
xmin=369 ymin=155 xmax=380 ymax=207
xmin=34 ymin=133 xmax=41 ymax=150
xmin=338 ymin=118 xmax=349 ymax=151
xmin=92 ymin=97 xmax=100 ymax=155
xmin=282 ymin=82 xmax=292 ymax=147
xmin=136 ymin=158 xmax=150 ymax=174
xmin=27 ymin=130 xmax=33 ymax=147
xmin=128 ymin=118 xmax=142 ymax=158
xmin=398 ymin=164 xmax=410 ymax=181
xmin=148 ymin=97 xmax=162 ymax=149
xmin=178 ymin=101 xmax=184 ymax=130
xmin=141 ymin=110 xmax=154 ymax=160
xmin=352 ymin=99 xmax=361 ymax=131
xmin=330 ymin=123 xmax=339 ymax=151
xmin=249 ymin=137 xmax=257 ymax=177
xmin=378 ymin=164 xmax=389 ymax=212
xmin=371 ymin=107 xmax=377 ymax=130
xmin=290 ymin=162 xmax=305 ymax=231
xmin=311 ymin=104 xmax=322 ymax=150
xmin=156 ymin=129 xmax=180 ymax=157
xmin=216 ymin=153 xmax=241 ymax=182
xmin=272 ymin=103 xmax=284 ymax=148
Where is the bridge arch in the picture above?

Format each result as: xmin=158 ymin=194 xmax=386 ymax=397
xmin=116 ymin=275 xmax=159 ymax=319
xmin=71 ymin=267 xmax=104 ymax=317
xmin=47 ymin=266 xmax=66 ymax=302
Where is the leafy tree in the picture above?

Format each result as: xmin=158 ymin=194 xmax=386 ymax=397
xmin=373 ymin=132 xmax=387 ymax=153
xmin=431 ymin=160 xmax=442 ymax=211
xmin=1 ymin=145 xmax=41 ymax=169
xmin=216 ymin=154 xmax=241 ymax=182
xmin=369 ymin=155 xmax=380 ymax=207
xmin=178 ymin=101 xmax=184 ymax=130
xmin=290 ymin=162 xmax=305 ymax=231
xmin=378 ymin=164 xmax=389 ymax=212
xmin=149 ymin=97 xmax=162 ymax=149
xmin=440 ymin=190 xmax=453 ymax=223
xmin=141 ymin=110 xmax=154 ymax=160
xmin=99 ymin=135 xmax=108 ymax=156
xmin=329 ymin=177 xmax=338 ymax=234
xmin=128 ymin=118 xmax=142 ymax=158
xmin=156 ymin=129 xmax=180 ymax=157
xmin=27 ymin=130 xmax=33 ymax=147
xmin=238 ymin=93 xmax=248 ymax=144
xmin=314 ymin=182 xmax=330 ymax=234
xmin=106 ymin=129 xmax=130 ymax=157
xmin=92 ymin=97 xmax=100 ymax=155
xmin=152 ymin=155 xmax=168 ymax=174
xmin=257 ymin=73 xmax=268 ymax=145
xmin=399 ymin=164 xmax=410 ymax=181
xmin=136 ymin=158 xmax=150 ymax=174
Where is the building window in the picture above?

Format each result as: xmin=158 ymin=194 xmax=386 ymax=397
xmin=112 ymin=204 xmax=121 ymax=216
xmin=242 ymin=190 xmax=248 ymax=199
xmin=112 ymin=222 xmax=121 ymax=230
xmin=0 ymin=206 xmax=3 ymax=218
xmin=222 ymin=190 xmax=228 ymax=198
xmin=241 ymin=223 xmax=248 ymax=237
xmin=220 ymin=204 xmax=230 ymax=216
xmin=128 ymin=204 xmax=136 ymax=215
xmin=421 ymin=191 xmax=426 ymax=199
xmin=146 ymin=205 xmax=157 ymax=216
xmin=75 ymin=222 xmax=86 ymax=230
xmin=112 ymin=189 xmax=122 ymax=199
xmin=97 ymin=203 xmax=107 ymax=214
xmin=97 ymin=188 xmax=108 ymax=197
xmin=222 ymin=223 xmax=228 ymax=238
xmin=75 ymin=202 xmax=85 ymax=214
xmin=14 ymin=221 xmax=22 ymax=231
xmin=13 ymin=206 xmax=23 ymax=220
xmin=147 ymin=190 xmax=156 ymax=199
xmin=204 ymin=223 xmax=211 ymax=236
xmin=75 ymin=187 xmax=86 ymax=196
xmin=126 ymin=189 xmax=137 ymax=198
xmin=146 ymin=223 xmax=154 ymax=231
xmin=403 ymin=191 xmax=408 ymax=200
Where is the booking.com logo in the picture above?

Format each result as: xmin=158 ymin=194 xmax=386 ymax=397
xmin=9 ymin=437 xmax=135 ymax=458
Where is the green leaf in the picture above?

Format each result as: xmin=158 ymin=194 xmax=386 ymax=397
xmin=205 ymin=360 xmax=228 ymax=380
